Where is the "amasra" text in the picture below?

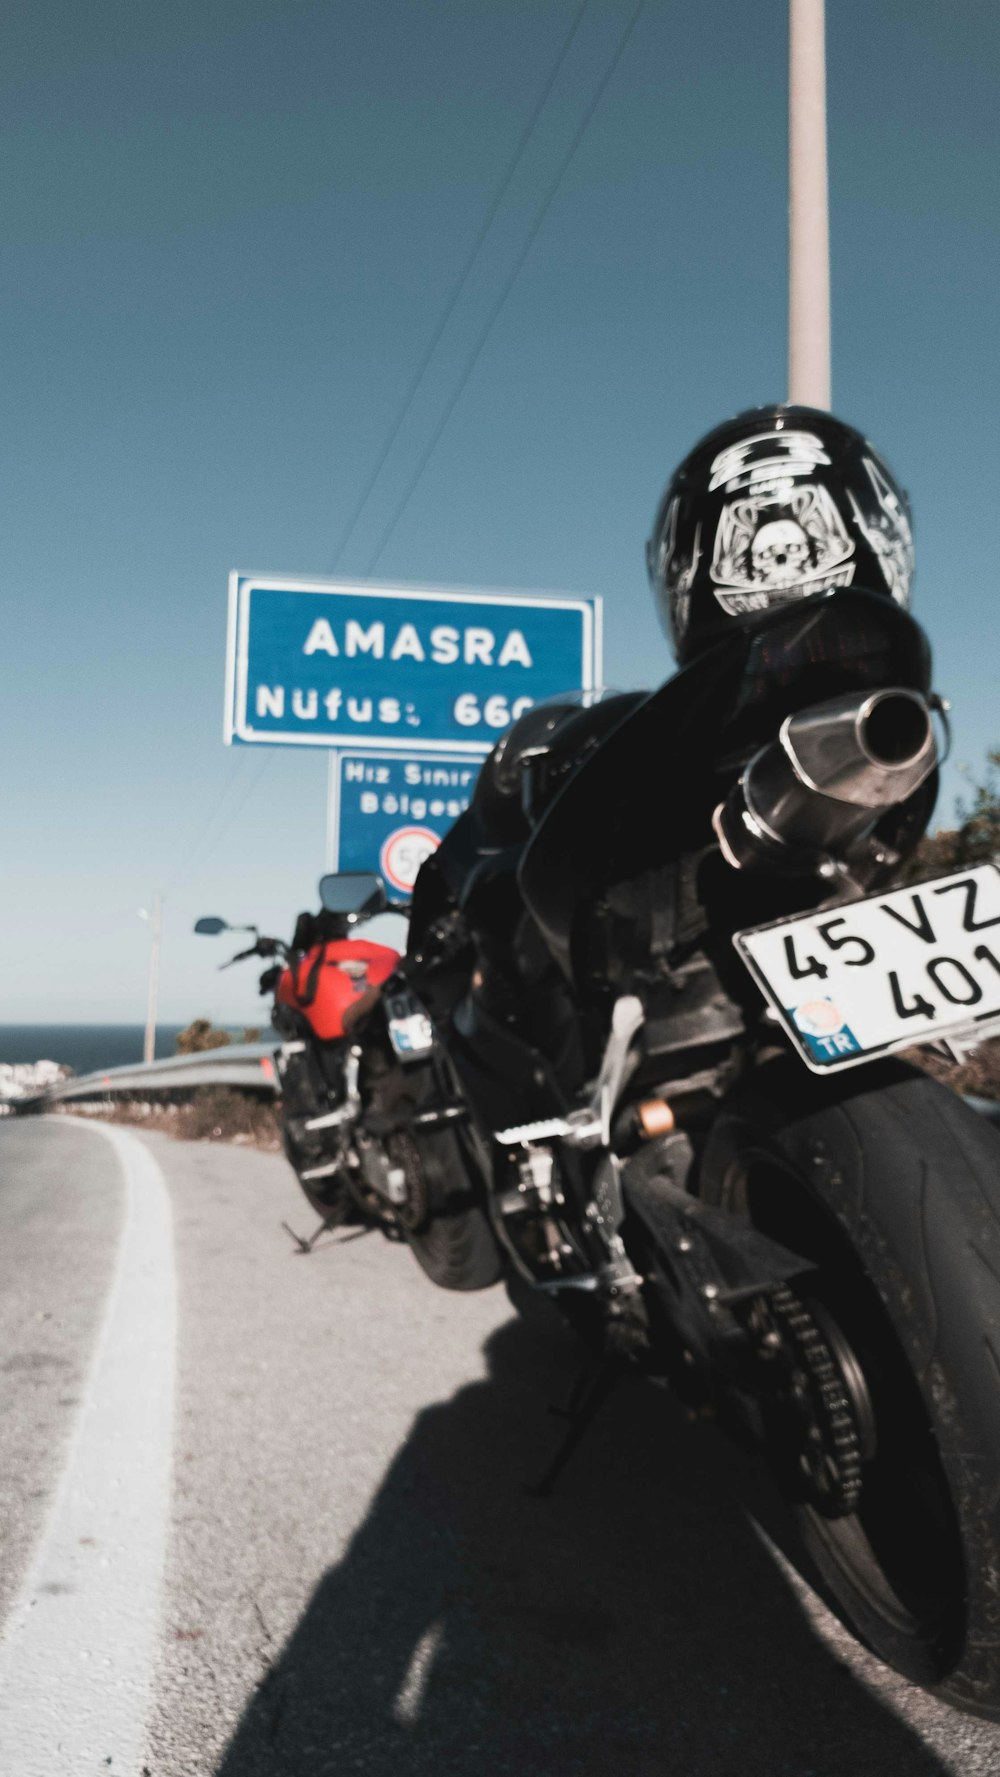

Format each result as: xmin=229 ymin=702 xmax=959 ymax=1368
xmin=301 ymin=619 xmax=533 ymax=668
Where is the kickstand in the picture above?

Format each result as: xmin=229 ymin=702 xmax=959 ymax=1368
xmin=526 ymin=1357 xmax=624 ymax=1499
xmin=280 ymin=1216 xmax=335 ymax=1254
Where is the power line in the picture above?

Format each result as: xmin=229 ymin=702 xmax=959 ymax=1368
xmin=329 ymin=0 xmax=592 ymax=573
xmin=166 ymin=3 xmax=640 ymax=909
xmin=365 ymin=0 xmax=646 ymax=575
xmin=187 ymin=750 xmax=276 ymax=879
xmin=168 ymin=747 xmax=254 ymax=888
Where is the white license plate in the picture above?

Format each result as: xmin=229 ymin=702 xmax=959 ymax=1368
xmin=734 ymin=864 xmax=1000 ymax=1072
xmin=384 ymin=992 xmax=434 ymax=1060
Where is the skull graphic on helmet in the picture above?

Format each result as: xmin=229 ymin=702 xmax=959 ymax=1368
xmin=750 ymin=519 xmax=811 ymax=585
xmin=710 ymin=482 xmax=855 ymax=614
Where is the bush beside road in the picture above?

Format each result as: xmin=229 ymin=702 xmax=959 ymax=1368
xmin=58 ymin=1089 xmax=283 ymax=1152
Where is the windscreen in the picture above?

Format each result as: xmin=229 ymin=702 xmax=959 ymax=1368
xmin=318 ymin=872 xmax=385 ymax=916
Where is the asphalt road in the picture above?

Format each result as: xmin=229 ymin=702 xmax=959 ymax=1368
xmin=4 ymin=1115 xmax=1000 ymax=1776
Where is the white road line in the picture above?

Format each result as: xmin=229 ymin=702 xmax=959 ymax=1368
xmin=0 ymin=1120 xmax=176 ymax=1775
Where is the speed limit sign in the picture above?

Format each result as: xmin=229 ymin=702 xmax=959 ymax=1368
xmin=380 ymin=825 xmax=441 ymax=895
xmin=331 ymin=750 xmax=479 ymax=893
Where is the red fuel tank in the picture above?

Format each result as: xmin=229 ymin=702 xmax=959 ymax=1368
xmin=276 ymin=938 xmax=400 ymax=1040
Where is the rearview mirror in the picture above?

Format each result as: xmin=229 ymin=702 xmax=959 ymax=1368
xmin=317 ymin=873 xmax=387 ymax=919
xmin=194 ymin=916 xmax=229 ymax=935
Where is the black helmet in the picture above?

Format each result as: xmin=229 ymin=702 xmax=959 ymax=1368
xmin=647 ymin=405 xmax=915 ymax=664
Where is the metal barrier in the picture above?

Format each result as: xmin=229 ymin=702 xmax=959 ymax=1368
xmin=16 ymin=1043 xmax=279 ymax=1112
xmin=15 ymin=1046 xmax=1000 ymax=1128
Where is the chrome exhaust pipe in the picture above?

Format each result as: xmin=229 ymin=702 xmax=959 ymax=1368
xmin=713 ymin=687 xmax=936 ymax=873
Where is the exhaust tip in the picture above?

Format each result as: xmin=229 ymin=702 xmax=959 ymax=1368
xmin=860 ymin=691 xmax=931 ymax=768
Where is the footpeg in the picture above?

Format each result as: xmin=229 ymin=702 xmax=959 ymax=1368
xmin=413 ymin=1105 xmax=466 ymax=1128
xmin=300 ymin=1160 xmax=341 ymax=1182
xmin=304 ymin=1106 xmax=354 ymax=1131
xmin=495 ymin=1111 xmax=601 ymax=1148
xmin=496 ymin=994 xmax=644 ymax=1151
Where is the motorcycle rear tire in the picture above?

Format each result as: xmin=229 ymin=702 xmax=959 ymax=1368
xmin=698 ymin=1054 xmax=1000 ymax=1715
xmin=405 ymin=1193 xmax=503 ymax=1292
xmin=378 ymin=1067 xmax=502 ymax=1293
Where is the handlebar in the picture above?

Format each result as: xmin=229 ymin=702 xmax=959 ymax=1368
xmin=218 ymin=936 xmax=289 ymax=970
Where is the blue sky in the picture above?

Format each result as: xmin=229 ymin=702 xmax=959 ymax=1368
xmin=2 ymin=0 xmax=998 ymax=1025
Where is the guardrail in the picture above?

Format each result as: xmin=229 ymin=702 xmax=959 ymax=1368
xmin=14 ymin=1043 xmax=280 ymax=1112
xmin=13 ymin=1048 xmax=1000 ymax=1128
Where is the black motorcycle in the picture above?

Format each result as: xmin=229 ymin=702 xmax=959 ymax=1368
xmin=304 ymin=583 xmax=1000 ymax=1716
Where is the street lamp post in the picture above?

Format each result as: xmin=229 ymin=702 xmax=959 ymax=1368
xmin=788 ymin=0 xmax=831 ymax=408
xmin=138 ymin=893 xmax=162 ymax=1065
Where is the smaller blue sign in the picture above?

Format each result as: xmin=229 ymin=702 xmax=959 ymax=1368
xmin=333 ymin=751 xmax=480 ymax=898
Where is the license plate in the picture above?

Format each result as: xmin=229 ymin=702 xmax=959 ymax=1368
xmin=384 ymin=991 xmax=434 ymax=1060
xmin=734 ymin=864 xmax=1000 ymax=1072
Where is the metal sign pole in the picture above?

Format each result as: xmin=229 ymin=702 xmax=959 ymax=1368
xmin=325 ymin=749 xmax=340 ymax=873
xmin=788 ymin=0 xmax=831 ymax=408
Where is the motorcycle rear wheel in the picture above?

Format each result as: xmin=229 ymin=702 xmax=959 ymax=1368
xmin=699 ymin=1054 xmax=1000 ymax=1715
xmin=375 ymin=1064 xmax=503 ymax=1292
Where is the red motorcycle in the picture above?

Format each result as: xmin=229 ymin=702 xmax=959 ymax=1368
xmin=194 ymin=873 xmax=400 ymax=1229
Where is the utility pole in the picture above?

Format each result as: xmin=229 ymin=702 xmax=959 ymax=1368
xmin=139 ymin=893 xmax=162 ymax=1064
xmin=788 ymin=0 xmax=831 ymax=408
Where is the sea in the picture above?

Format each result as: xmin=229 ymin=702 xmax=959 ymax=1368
xmin=0 ymin=1025 xmax=272 ymax=1075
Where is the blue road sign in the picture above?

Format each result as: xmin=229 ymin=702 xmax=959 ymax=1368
xmin=332 ymin=750 xmax=479 ymax=897
xmin=225 ymin=576 xmax=601 ymax=754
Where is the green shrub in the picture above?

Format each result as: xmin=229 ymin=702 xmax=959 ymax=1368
xmin=175 ymin=1019 xmax=232 ymax=1055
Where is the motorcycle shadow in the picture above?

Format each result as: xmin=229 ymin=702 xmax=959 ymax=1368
xmin=217 ymin=1312 xmax=947 ymax=1777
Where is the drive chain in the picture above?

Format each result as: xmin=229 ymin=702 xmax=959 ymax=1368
xmin=768 ymin=1283 xmax=864 ymax=1518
